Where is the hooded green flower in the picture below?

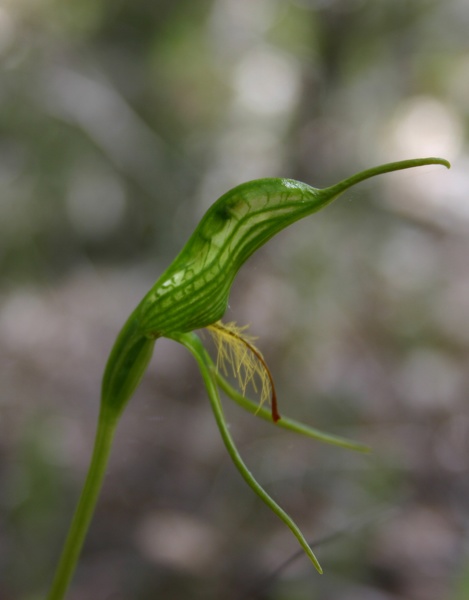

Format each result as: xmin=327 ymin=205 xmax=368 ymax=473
xmin=47 ymin=157 xmax=449 ymax=599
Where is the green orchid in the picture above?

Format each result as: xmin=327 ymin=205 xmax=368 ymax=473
xmin=46 ymin=157 xmax=449 ymax=599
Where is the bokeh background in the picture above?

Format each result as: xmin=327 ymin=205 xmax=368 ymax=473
xmin=1 ymin=1 xmax=469 ymax=599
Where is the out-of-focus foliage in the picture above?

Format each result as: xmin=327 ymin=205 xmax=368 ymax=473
xmin=0 ymin=1 xmax=468 ymax=599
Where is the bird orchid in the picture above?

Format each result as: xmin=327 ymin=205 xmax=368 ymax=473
xmin=47 ymin=157 xmax=449 ymax=599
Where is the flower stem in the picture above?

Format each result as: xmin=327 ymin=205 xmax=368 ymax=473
xmin=46 ymin=409 xmax=117 ymax=600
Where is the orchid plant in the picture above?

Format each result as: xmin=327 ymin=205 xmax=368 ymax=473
xmin=46 ymin=157 xmax=449 ymax=600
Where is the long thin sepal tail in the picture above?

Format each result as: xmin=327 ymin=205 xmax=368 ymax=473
xmin=214 ymin=369 xmax=370 ymax=453
xmin=171 ymin=331 xmax=323 ymax=574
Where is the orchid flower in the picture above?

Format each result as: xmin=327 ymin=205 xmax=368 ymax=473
xmin=47 ymin=157 xmax=449 ymax=600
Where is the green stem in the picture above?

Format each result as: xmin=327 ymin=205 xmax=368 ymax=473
xmin=46 ymin=409 xmax=117 ymax=600
xmin=173 ymin=332 xmax=323 ymax=574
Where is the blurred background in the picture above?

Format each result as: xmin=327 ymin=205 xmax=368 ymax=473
xmin=1 ymin=0 xmax=469 ymax=598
